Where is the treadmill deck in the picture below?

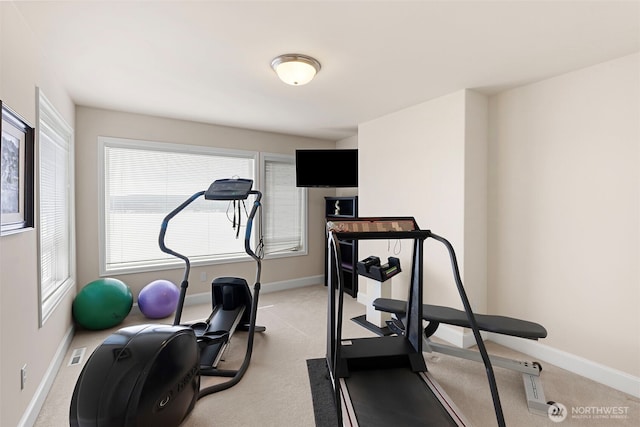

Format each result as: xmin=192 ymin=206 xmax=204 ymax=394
xmin=340 ymin=368 xmax=470 ymax=427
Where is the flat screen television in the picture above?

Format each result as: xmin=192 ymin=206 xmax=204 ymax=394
xmin=295 ymin=149 xmax=358 ymax=187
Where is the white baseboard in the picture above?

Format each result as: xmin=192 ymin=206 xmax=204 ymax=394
xmin=487 ymin=332 xmax=640 ymax=399
xmin=25 ymin=280 xmax=639 ymax=427
xmin=182 ymin=274 xmax=324 ymax=305
xmin=21 ymin=275 xmax=321 ymax=425
xmin=130 ymin=275 xmax=325 ymax=315
xmin=137 ymin=289 xmax=640 ymax=400
xmin=433 ymin=324 xmax=487 ymax=349
xmin=18 ymin=326 xmax=75 ymax=427
xmin=183 ymin=292 xmax=211 ymax=307
xmin=432 ymin=325 xmax=640 ymax=399
xmin=259 ymin=275 xmax=324 ymax=294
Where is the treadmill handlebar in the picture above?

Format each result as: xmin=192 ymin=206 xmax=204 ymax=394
xmin=428 ymin=232 xmax=506 ymax=427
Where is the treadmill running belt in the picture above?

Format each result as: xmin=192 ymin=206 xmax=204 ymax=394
xmin=345 ymin=368 xmax=459 ymax=426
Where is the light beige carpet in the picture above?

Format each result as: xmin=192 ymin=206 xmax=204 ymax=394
xmin=36 ymin=284 xmax=638 ymax=426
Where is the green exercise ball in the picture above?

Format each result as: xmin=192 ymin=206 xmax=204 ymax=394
xmin=73 ymin=278 xmax=133 ymax=330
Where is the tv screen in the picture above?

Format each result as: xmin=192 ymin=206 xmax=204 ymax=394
xmin=295 ymin=149 xmax=358 ymax=187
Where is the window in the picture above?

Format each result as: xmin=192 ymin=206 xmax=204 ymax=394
xmin=100 ymin=139 xmax=308 ymax=275
xmin=261 ymin=153 xmax=307 ymax=257
xmin=38 ymin=89 xmax=75 ymax=325
xmin=100 ymin=137 xmax=257 ymax=274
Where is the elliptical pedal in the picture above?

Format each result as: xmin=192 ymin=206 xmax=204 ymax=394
xmin=197 ymin=330 xmax=231 ymax=368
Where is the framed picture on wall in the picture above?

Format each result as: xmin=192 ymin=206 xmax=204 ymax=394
xmin=1 ymin=101 xmax=35 ymax=235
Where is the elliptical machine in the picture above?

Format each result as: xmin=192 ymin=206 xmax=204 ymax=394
xmin=70 ymin=178 xmax=265 ymax=426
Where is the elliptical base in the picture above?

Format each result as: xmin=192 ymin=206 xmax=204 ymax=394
xmin=70 ymin=324 xmax=199 ymax=427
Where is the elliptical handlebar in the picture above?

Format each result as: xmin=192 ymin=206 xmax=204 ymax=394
xmin=244 ymin=190 xmax=263 ymax=285
xmin=159 ymin=191 xmax=206 ymax=284
xmin=158 ymin=180 xmax=263 ymax=327
xmin=158 ymin=190 xmax=205 ymax=326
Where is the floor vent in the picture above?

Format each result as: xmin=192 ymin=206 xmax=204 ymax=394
xmin=68 ymin=347 xmax=86 ymax=366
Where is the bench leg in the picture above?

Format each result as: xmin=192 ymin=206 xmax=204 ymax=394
xmin=523 ymin=373 xmax=552 ymax=416
xmin=425 ymin=339 xmax=552 ymax=416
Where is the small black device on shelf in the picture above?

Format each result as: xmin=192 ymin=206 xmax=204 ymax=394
xmin=324 ymin=196 xmax=358 ymax=297
xmin=357 ymin=256 xmax=401 ymax=282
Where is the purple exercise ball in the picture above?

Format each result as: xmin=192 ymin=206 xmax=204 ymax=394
xmin=138 ymin=280 xmax=180 ymax=319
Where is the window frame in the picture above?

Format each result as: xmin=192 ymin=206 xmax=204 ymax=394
xmin=98 ymin=136 xmax=263 ymax=276
xmin=259 ymin=152 xmax=308 ymax=260
xmin=37 ymin=88 xmax=76 ymax=326
xmin=99 ymin=138 xmax=309 ymax=275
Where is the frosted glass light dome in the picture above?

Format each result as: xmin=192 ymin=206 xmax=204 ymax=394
xmin=271 ymin=54 xmax=321 ymax=86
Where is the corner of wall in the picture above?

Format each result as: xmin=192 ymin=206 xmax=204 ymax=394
xmin=463 ymin=90 xmax=489 ymax=313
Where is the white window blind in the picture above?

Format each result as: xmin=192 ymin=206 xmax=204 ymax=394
xmin=262 ymin=154 xmax=306 ymax=256
xmin=38 ymin=89 xmax=75 ymax=325
xmin=100 ymin=138 xmax=256 ymax=274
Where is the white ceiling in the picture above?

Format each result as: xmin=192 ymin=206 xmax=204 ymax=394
xmin=14 ymin=1 xmax=640 ymax=141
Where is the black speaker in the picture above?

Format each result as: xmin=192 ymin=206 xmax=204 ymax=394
xmin=70 ymin=324 xmax=199 ymax=427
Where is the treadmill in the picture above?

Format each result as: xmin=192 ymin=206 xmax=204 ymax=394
xmin=325 ymin=217 xmax=505 ymax=427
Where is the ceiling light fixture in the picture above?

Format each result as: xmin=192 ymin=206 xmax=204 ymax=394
xmin=271 ymin=54 xmax=321 ymax=86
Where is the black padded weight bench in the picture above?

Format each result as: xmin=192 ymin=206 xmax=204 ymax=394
xmin=373 ymin=297 xmax=553 ymax=416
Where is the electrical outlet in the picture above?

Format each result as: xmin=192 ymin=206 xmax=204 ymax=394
xmin=20 ymin=365 xmax=27 ymax=390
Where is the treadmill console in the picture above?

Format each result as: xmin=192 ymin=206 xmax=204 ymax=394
xmin=205 ymin=178 xmax=254 ymax=200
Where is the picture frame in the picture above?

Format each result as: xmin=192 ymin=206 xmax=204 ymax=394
xmin=1 ymin=101 xmax=35 ymax=235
